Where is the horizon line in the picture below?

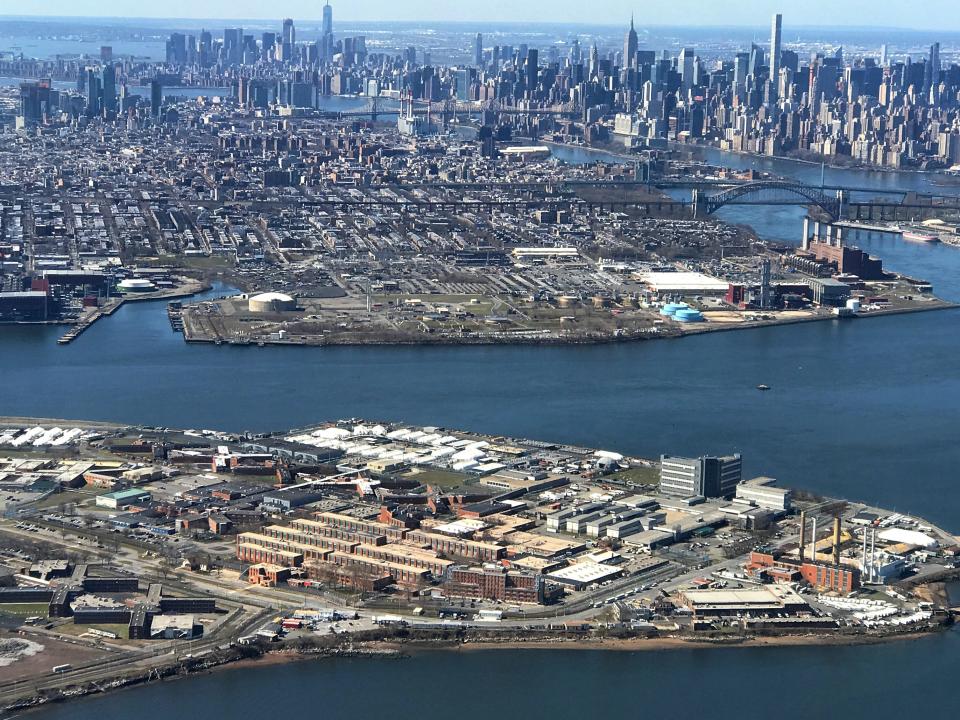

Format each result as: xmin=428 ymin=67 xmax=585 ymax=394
xmin=0 ymin=14 xmax=959 ymax=35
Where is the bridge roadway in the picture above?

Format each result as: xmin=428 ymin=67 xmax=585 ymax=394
xmin=294 ymin=195 xmax=954 ymax=218
xmin=346 ymin=178 xmax=960 ymax=203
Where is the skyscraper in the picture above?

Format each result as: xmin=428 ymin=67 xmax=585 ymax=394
xmin=85 ymin=68 xmax=100 ymax=117
xmin=525 ymin=49 xmax=538 ymax=95
xmin=165 ymin=32 xmax=187 ymax=65
xmin=224 ymin=28 xmax=243 ymax=64
xmin=770 ymin=14 xmax=782 ymax=92
xmin=101 ymin=64 xmax=117 ymax=114
xmin=322 ymin=2 xmax=333 ymax=37
xmin=321 ymin=3 xmax=334 ymax=64
xmin=475 ymin=33 xmax=483 ymax=68
xmin=749 ymin=43 xmax=764 ymax=78
xmin=679 ymin=47 xmax=695 ymax=92
xmin=19 ymin=80 xmax=52 ymax=123
xmin=199 ymin=30 xmax=212 ymax=66
xmin=926 ymin=42 xmax=941 ymax=101
xmin=150 ymin=79 xmax=163 ymax=118
xmin=282 ymin=18 xmax=295 ymax=46
xmin=624 ymin=15 xmax=638 ymax=70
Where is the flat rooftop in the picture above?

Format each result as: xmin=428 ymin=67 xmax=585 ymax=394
xmin=547 ymin=561 xmax=622 ymax=585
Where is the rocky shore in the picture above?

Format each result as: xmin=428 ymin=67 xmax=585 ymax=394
xmin=5 ymin=617 xmax=954 ymax=718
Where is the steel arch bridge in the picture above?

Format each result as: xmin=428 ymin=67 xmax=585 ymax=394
xmin=701 ymin=181 xmax=841 ymax=218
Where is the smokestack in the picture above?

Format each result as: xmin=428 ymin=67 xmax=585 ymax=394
xmin=862 ymin=528 xmax=873 ymax=579
xmin=798 ymin=511 xmax=806 ymax=563
xmin=835 ymin=226 xmax=844 ymax=248
xmin=811 ymin=517 xmax=818 ymax=563
xmin=833 ymin=516 xmax=842 ymax=566
xmin=802 ymin=217 xmax=810 ymax=251
xmin=813 ymin=221 xmax=821 ymax=242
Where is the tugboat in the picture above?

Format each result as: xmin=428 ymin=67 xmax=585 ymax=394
xmin=756 ymin=384 xmax=771 ymax=391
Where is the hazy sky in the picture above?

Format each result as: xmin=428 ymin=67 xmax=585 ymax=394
xmin=6 ymin=0 xmax=960 ymax=31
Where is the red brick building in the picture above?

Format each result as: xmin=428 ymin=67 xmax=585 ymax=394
xmin=449 ymin=565 xmax=543 ymax=604
xmin=747 ymin=551 xmax=859 ymax=594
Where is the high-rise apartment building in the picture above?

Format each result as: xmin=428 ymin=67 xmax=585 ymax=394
xmin=770 ymin=14 xmax=782 ymax=90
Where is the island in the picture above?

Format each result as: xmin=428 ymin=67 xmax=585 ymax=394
xmin=0 ymin=416 xmax=955 ymax=714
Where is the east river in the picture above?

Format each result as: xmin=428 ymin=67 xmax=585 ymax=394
xmin=3 ymin=144 xmax=960 ymax=718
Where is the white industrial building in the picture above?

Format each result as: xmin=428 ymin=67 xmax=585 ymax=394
xmin=639 ymin=271 xmax=730 ymax=294
xmin=735 ymin=476 xmax=792 ymax=511
xmin=150 ymin=614 xmax=201 ymax=640
xmin=546 ymin=561 xmax=623 ymax=589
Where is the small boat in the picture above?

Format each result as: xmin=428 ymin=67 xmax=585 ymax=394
xmin=901 ymin=230 xmax=940 ymax=244
xmin=756 ymin=384 xmax=771 ymax=391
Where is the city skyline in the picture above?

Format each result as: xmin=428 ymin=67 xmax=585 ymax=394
xmin=4 ymin=0 xmax=960 ymax=32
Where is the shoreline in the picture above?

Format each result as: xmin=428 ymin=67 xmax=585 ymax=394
xmin=7 ymin=623 xmax=953 ymax=718
xmin=176 ymin=298 xmax=958 ymax=349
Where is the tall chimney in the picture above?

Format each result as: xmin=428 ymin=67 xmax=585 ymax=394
xmin=798 ymin=511 xmax=807 ymax=563
xmin=811 ymin=517 xmax=818 ymax=563
xmin=862 ymin=527 xmax=868 ymax=578
xmin=833 ymin=516 xmax=842 ymax=566
xmin=802 ymin=217 xmax=810 ymax=251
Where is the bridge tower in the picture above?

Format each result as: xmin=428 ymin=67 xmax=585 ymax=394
xmin=691 ymin=189 xmax=705 ymax=217
xmin=836 ymin=189 xmax=847 ymax=219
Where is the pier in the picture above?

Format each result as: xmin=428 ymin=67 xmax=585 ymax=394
xmin=56 ymin=299 xmax=124 ymax=345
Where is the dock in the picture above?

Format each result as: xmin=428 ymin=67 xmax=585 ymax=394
xmin=56 ymin=299 xmax=124 ymax=345
xmin=167 ymin=301 xmax=184 ymax=332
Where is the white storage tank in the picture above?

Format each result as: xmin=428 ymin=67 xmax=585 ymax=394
xmin=846 ymin=298 xmax=861 ymax=313
xmin=249 ymin=292 xmax=296 ymax=313
xmin=118 ymin=278 xmax=156 ymax=293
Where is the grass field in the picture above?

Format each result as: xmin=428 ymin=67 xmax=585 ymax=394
xmin=142 ymin=255 xmax=234 ymax=270
xmin=57 ymin=622 xmax=130 ymax=639
xmin=608 ymin=466 xmax=660 ymax=486
xmin=403 ymin=468 xmax=472 ymax=489
xmin=0 ymin=603 xmax=49 ymax=618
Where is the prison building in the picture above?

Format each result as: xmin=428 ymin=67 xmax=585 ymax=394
xmin=128 ymin=604 xmax=151 ymax=639
xmin=311 ymin=512 xmax=409 ymax=543
xmin=262 ymin=525 xmax=363 ymax=553
xmin=405 ymin=529 xmax=505 ymax=562
xmin=448 ymin=565 xmax=543 ymax=604
xmin=352 ymin=542 xmax=453 ymax=577
xmin=48 ymin=585 xmax=74 ymax=617
xmin=158 ymin=597 xmax=217 ymax=613
xmin=237 ymin=542 xmax=305 ymax=567
xmin=82 ymin=577 xmax=140 ymax=593
xmin=328 ymin=551 xmax=431 ymax=589
xmin=286 ymin=519 xmax=389 ymax=546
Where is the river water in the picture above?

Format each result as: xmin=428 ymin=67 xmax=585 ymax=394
xmin=3 ymin=145 xmax=960 ymax=717
xmin=27 ymin=633 xmax=960 ymax=720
